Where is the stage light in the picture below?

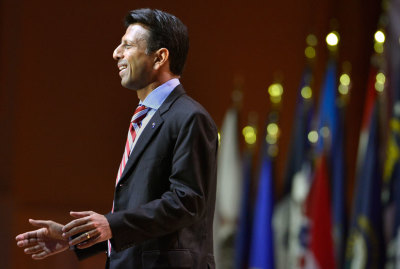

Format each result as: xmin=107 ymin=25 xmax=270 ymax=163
xmin=340 ymin=74 xmax=350 ymax=86
xmin=306 ymin=34 xmax=317 ymax=46
xmin=375 ymin=72 xmax=386 ymax=92
xmin=242 ymin=126 xmax=257 ymax=145
xmin=266 ymin=134 xmax=277 ymax=145
xmin=267 ymin=123 xmax=279 ymax=136
xmin=268 ymin=83 xmax=283 ymax=104
xmin=268 ymin=83 xmax=283 ymax=97
xmin=374 ymin=42 xmax=384 ymax=54
xmin=308 ymin=130 xmax=318 ymax=143
xmin=374 ymin=30 xmax=385 ymax=43
xmin=376 ymin=72 xmax=386 ymax=84
xmin=301 ymin=86 xmax=312 ymax=99
xmin=326 ymin=32 xmax=339 ymax=46
xmin=320 ymin=126 xmax=330 ymax=139
xmin=305 ymin=46 xmax=316 ymax=59
xmin=338 ymin=84 xmax=349 ymax=95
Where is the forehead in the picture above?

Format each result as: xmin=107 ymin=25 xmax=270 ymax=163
xmin=122 ymin=23 xmax=150 ymax=44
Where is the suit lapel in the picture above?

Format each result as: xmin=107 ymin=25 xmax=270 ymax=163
xmin=118 ymin=85 xmax=186 ymax=183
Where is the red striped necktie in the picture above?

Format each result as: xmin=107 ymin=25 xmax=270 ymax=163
xmin=115 ymin=104 xmax=149 ymax=185
xmin=109 ymin=104 xmax=149 ymax=255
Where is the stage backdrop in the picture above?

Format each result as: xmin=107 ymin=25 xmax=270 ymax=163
xmin=0 ymin=0 xmax=380 ymax=268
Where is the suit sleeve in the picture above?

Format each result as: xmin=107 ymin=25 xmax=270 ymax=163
xmin=105 ymin=111 xmax=218 ymax=252
xmin=73 ymin=241 xmax=108 ymax=260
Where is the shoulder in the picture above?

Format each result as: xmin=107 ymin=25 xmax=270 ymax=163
xmin=169 ymin=92 xmax=217 ymax=132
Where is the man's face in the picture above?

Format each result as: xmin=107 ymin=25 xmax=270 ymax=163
xmin=113 ymin=24 xmax=155 ymax=90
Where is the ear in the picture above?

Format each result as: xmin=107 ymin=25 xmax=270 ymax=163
xmin=153 ymin=48 xmax=169 ymax=71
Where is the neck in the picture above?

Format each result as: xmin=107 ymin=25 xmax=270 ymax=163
xmin=136 ymin=73 xmax=179 ymax=101
xmin=136 ymin=82 xmax=159 ymax=101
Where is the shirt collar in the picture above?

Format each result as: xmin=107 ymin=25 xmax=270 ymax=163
xmin=140 ymin=78 xmax=180 ymax=110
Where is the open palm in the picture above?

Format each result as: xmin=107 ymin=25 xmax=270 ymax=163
xmin=16 ymin=219 xmax=69 ymax=260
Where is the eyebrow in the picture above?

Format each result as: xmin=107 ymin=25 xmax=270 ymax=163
xmin=121 ymin=35 xmax=147 ymax=44
xmin=121 ymin=36 xmax=133 ymax=43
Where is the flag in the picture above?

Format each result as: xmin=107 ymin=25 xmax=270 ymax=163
xmin=345 ymin=103 xmax=385 ymax=268
xmin=282 ymin=66 xmax=314 ymax=196
xmin=314 ymin=58 xmax=351 ymax=268
xmin=331 ymin=97 xmax=347 ymax=268
xmin=384 ymin=2 xmax=400 ymax=264
xmin=248 ymin=143 xmax=275 ymax=269
xmin=273 ymin=162 xmax=313 ymax=269
xmin=274 ymin=66 xmax=314 ymax=269
xmin=383 ymin=103 xmax=400 ymax=267
xmin=235 ymin=149 xmax=254 ymax=269
xmin=312 ymin=59 xmax=342 ymax=269
xmin=355 ymin=67 xmax=378 ymax=178
xmin=214 ymin=107 xmax=242 ymax=269
xmin=306 ymin=155 xmax=336 ymax=269
xmin=316 ymin=60 xmax=338 ymax=154
xmin=386 ymin=0 xmax=400 ymax=103
xmin=273 ymin=195 xmax=291 ymax=269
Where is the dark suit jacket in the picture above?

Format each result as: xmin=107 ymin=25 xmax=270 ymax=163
xmin=75 ymin=85 xmax=218 ymax=269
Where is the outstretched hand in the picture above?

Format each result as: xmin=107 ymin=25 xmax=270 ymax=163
xmin=15 ymin=219 xmax=69 ymax=260
xmin=62 ymin=211 xmax=112 ymax=249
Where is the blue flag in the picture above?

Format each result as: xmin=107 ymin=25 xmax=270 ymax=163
xmin=248 ymin=144 xmax=275 ymax=269
xmin=331 ymin=100 xmax=347 ymax=268
xmin=316 ymin=60 xmax=338 ymax=154
xmin=383 ymin=102 xmax=400 ymax=267
xmin=384 ymin=3 xmax=400 ymax=264
xmin=315 ymin=59 xmax=347 ymax=267
xmin=391 ymin=164 xmax=400 ymax=267
xmin=235 ymin=150 xmax=254 ymax=269
xmin=345 ymin=103 xmax=385 ymax=268
xmin=282 ymin=66 xmax=313 ymax=196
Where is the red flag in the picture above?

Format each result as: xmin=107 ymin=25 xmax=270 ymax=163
xmin=307 ymin=155 xmax=335 ymax=269
xmin=360 ymin=67 xmax=379 ymax=133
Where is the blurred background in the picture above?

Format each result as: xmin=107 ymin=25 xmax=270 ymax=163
xmin=1 ymin=0 xmax=399 ymax=268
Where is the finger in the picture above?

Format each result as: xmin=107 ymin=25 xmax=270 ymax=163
xmin=24 ymin=245 xmax=42 ymax=255
xmin=69 ymin=211 xmax=92 ymax=218
xmin=17 ymin=237 xmax=38 ymax=247
xmin=63 ymin=223 xmax=93 ymax=238
xmin=15 ymin=233 xmax=29 ymax=241
xmin=29 ymin=219 xmax=49 ymax=229
xmin=16 ymin=229 xmax=41 ymax=241
xmin=68 ymin=230 xmax=96 ymax=246
xmin=62 ymin=216 xmax=90 ymax=233
xmin=16 ymin=230 xmax=36 ymax=241
xmin=76 ymin=234 xmax=101 ymax=249
xmin=32 ymin=251 xmax=49 ymax=260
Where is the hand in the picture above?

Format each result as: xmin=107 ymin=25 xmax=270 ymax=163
xmin=62 ymin=211 xmax=112 ymax=249
xmin=15 ymin=219 xmax=69 ymax=260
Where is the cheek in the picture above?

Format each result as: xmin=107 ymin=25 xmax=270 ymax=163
xmin=127 ymin=60 xmax=137 ymax=75
xmin=128 ymin=56 xmax=140 ymax=69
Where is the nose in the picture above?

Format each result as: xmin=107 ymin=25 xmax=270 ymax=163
xmin=113 ymin=44 xmax=122 ymax=60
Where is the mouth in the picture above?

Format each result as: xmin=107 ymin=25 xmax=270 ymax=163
xmin=118 ymin=64 xmax=127 ymax=76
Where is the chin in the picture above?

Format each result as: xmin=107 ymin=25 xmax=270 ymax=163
xmin=121 ymin=81 xmax=140 ymax=91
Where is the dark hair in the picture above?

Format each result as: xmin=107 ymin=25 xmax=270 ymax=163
xmin=125 ymin=8 xmax=189 ymax=76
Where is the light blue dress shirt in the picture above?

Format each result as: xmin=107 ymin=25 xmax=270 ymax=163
xmin=130 ymin=78 xmax=180 ymax=152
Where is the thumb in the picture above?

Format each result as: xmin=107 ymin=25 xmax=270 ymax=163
xmin=29 ymin=219 xmax=49 ymax=228
xmin=70 ymin=211 xmax=92 ymax=218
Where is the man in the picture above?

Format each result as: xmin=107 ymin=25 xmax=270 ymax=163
xmin=15 ymin=8 xmax=218 ymax=269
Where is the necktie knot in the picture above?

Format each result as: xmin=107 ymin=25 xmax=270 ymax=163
xmin=131 ymin=105 xmax=149 ymax=125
